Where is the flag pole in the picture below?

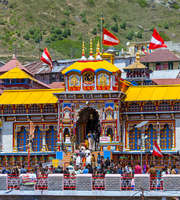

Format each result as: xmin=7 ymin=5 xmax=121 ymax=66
xmin=100 ymin=13 xmax=103 ymax=53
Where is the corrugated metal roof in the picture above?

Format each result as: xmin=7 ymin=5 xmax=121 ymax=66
xmin=150 ymin=70 xmax=180 ymax=79
xmin=125 ymin=85 xmax=180 ymax=102
xmin=0 ymin=89 xmax=64 ymax=105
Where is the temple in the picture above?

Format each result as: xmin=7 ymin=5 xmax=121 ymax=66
xmin=0 ymin=43 xmax=179 ymax=168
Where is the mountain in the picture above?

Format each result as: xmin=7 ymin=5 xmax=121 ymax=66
xmin=0 ymin=0 xmax=179 ymax=62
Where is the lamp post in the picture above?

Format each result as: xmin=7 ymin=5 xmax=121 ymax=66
xmin=135 ymin=121 xmax=149 ymax=169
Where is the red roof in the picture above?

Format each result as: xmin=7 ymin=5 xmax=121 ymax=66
xmin=0 ymin=55 xmax=32 ymax=75
xmin=49 ymin=82 xmax=65 ymax=89
xmin=140 ymin=49 xmax=180 ymax=63
xmin=152 ymin=79 xmax=180 ymax=85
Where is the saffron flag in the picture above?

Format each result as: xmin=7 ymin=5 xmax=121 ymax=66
xmin=153 ymin=141 xmax=163 ymax=157
xmin=103 ymin=28 xmax=120 ymax=46
xmin=40 ymin=48 xmax=53 ymax=70
xmin=149 ymin=29 xmax=167 ymax=50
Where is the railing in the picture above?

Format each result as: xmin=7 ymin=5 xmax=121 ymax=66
xmin=64 ymin=174 xmax=76 ymax=190
xmin=35 ymin=175 xmax=48 ymax=190
xmin=121 ymin=175 xmax=134 ymax=190
xmin=7 ymin=174 xmax=20 ymax=190
xmin=150 ymin=176 xmax=163 ymax=190
xmin=6 ymin=174 xmax=164 ymax=191
xmin=92 ymin=174 xmax=105 ymax=190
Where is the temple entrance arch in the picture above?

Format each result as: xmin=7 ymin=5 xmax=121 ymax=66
xmin=76 ymin=107 xmax=101 ymax=148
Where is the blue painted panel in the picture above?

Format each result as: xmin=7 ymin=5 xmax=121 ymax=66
xmin=56 ymin=151 xmax=63 ymax=160
xmin=104 ymin=151 xmax=111 ymax=159
xmin=105 ymin=102 xmax=114 ymax=109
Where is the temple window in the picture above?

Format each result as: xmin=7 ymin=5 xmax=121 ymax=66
xmin=15 ymin=105 xmax=26 ymax=114
xmin=174 ymin=102 xmax=180 ymax=111
xmin=97 ymin=72 xmax=110 ymax=90
xmin=82 ymin=71 xmax=95 ymax=90
xmin=145 ymin=124 xmax=157 ymax=150
xmin=160 ymin=124 xmax=173 ymax=150
xmin=129 ymin=125 xmax=141 ymax=150
xmin=29 ymin=104 xmax=41 ymax=113
xmin=143 ymin=102 xmax=156 ymax=112
xmin=3 ymin=105 xmax=13 ymax=114
xmin=43 ymin=104 xmax=55 ymax=113
xmin=68 ymin=73 xmax=81 ymax=91
xmin=32 ymin=126 xmax=43 ymax=151
xmin=158 ymin=102 xmax=171 ymax=111
xmin=127 ymin=103 xmax=141 ymax=112
xmin=17 ymin=126 xmax=28 ymax=152
xmin=46 ymin=126 xmax=57 ymax=151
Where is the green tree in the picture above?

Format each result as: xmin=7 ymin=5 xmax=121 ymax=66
xmin=120 ymin=21 xmax=126 ymax=30
xmin=126 ymin=31 xmax=134 ymax=40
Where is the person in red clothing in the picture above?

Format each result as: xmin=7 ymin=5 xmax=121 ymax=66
xmin=134 ymin=163 xmax=142 ymax=174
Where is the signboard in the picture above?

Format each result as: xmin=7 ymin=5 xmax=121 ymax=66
xmin=52 ymin=159 xmax=59 ymax=168
xmin=100 ymin=136 xmax=110 ymax=143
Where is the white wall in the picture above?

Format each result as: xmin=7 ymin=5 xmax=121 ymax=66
xmin=2 ymin=121 xmax=13 ymax=153
xmin=175 ymin=119 xmax=180 ymax=152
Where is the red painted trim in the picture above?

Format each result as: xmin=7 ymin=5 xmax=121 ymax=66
xmin=81 ymin=68 xmax=95 ymax=74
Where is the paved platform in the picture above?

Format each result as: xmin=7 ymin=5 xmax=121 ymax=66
xmin=0 ymin=190 xmax=180 ymax=198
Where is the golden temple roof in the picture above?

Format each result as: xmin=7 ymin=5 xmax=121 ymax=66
xmin=0 ymin=89 xmax=64 ymax=105
xmin=62 ymin=60 xmax=120 ymax=75
xmin=0 ymin=67 xmax=35 ymax=80
xmin=125 ymin=84 xmax=180 ymax=101
xmin=124 ymin=52 xmax=146 ymax=70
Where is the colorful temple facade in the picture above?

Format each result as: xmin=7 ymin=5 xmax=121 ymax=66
xmin=0 ymin=46 xmax=180 ymax=167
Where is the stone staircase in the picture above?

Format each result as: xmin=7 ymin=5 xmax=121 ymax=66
xmin=61 ymin=151 xmax=104 ymax=167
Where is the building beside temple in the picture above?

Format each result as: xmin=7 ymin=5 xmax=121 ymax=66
xmin=0 ymin=43 xmax=180 ymax=167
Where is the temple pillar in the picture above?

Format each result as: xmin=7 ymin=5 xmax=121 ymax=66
xmin=13 ymin=130 xmax=17 ymax=152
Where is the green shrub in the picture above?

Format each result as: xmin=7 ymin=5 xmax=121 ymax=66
xmin=120 ymin=21 xmax=126 ymax=30
xmin=171 ymin=2 xmax=180 ymax=9
xmin=23 ymin=33 xmax=30 ymax=40
xmin=137 ymin=31 xmax=142 ymax=38
xmin=137 ymin=0 xmax=148 ymax=8
xmin=126 ymin=31 xmax=134 ymax=40
xmin=87 ymin=0 xmax=95 ymax=6
xmin=92 ymin=28 xmax=97 ymax=35
xmin=164 ymin=22 xmax=169 ymax=29
xmin=61 ymin=20 xmax=67 ymax=27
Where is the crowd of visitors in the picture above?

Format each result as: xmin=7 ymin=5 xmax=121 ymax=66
xmin=1 ymin=146 xmax=179 ymax=178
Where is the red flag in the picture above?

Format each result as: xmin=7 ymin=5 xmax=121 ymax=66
xmin=103 ymin=28 xmax=120 ymax=46
xmin=40 ymin=48 xmax=53 ymax=70
xmin=153 ymin=141 xmax=163 ymax=157
xmin=149 ymin=29 xmax=167 ymax=50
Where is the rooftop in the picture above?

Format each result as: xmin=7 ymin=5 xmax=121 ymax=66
xmin=62 ymin=60 xmax=120 ymax=75
xmin=140 ymin=49 xmax=180 ymax=63
xmin=125 ymin=84 xmax=180 ymax=102
xmin=0 ymin=88 xmax=64 ymax=105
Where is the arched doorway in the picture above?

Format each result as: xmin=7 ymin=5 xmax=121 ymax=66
xmin=76 ymin=107 xmax=100 ymax=147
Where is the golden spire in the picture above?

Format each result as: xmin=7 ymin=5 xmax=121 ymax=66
xmin=136 ymin=51 xmax=140 ymax=63
xmin=88 ymin=38 xmax=94 ymax=60
xmin=82 ymin=41 xmax=85 ymax=56
xmin=96 ymin=40 xmax=102 ymax=60
xmin=81 ymin=41 xmax=87 ymax=61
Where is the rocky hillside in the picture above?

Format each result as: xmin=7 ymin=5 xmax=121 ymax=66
xmin=0 ymin=0 xmax=179 ymax=62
